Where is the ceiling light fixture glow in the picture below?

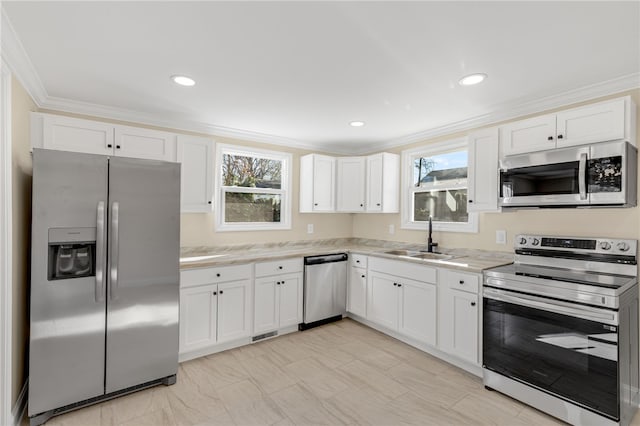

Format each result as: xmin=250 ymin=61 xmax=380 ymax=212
xmin=350 ymin=121 xmax=365 ymax=127
xmin=171 ymin=75 xmax=196 ymax=87
xmin=458 ymin=73 xmax=487 ymax=86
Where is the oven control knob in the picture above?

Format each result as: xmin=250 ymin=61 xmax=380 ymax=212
xmin=599 ymin=241 xmax=612 ymax=251
xmin=617 ymin=242 xmax=630 ymax=252
xmin=519 ymin=237 xmax=527 ymax=245
xmin=532 ymin=238 xmax=540 ymax=246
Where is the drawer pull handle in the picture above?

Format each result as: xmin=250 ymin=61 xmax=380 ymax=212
xmin=397 ymin=284 xmax=402 ymax=287
xmin=459 ymin=280 xmax=464 ymax=284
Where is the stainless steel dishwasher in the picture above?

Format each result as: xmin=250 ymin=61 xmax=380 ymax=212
xmin=300 ymin=253 xmax=348 ymax=330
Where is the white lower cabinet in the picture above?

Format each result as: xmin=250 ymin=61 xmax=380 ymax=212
xmin=179 ymin=279 xmax=252 ymax=354
xmin=347 ymin=266 xmax=367 ymax=318
xmin=254 ymin=258 xmax=304 ymax=335
xmin=367 ymin=268 xmax=437 ymax=347
xmin=437 ymin=269 xmax=480 ymax=365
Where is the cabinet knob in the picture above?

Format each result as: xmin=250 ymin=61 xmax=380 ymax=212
xmin=459 ymin=280 xmax=465 ymax=284
xmin=361 ymin=274 xmax=365 ymax=278
xmin=469 ymin=200 xmax=473 ymax=203
xmin=208 ymin=201 xmax=212 ymax=204
xmin=557 ymin=134 xmax=564 ymax=139
xmin=356 ymin=260 xmax=360 ymax=263
xmin=216 ymin=273 xmax=221 ymax=277
xmin=107 ymin=144 xmax=113 ymax=148
xmin=279 ymin=266 xmax=283 ymax=269
xmin=471 ymin=301 xmax=476 ymax=306
xmin=116 ymin=145 xmax=121 ymax=149
xmin=219 ymin=290 xmax=224 ymax=294
xmin=276 ymin=281 xmax=280 ymax=285
xmin=547 ymin=136 xmax=553 ymax=141
xmin=314 ymin=203 xmax=318 ymax=206
xmin=397 ymin=283 xmax=402 ymax=287
xmin=213 ymin=291 xmax=217 ymax=295
xmin=376 ymin=203 xmax=381 ymax=206
xmin=360 ymin=204 xmax=364 ymax=207
xmin=393 ymin=283 xmax=397 ymax=286
xmin=282 ymin=280 xmax=285 ymax=284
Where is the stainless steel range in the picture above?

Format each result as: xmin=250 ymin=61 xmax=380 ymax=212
xmin=483 ymin=234 xmax=639 ymax=426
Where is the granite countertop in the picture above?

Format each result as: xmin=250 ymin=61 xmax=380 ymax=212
xmin=180 ymin=238 xmax=514 ymax=273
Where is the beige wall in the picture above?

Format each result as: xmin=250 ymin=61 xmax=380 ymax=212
xmin=352 ymin=89 xmax=640 ymax=252
xmin=11 ymin=76 xmax=36 ymax=406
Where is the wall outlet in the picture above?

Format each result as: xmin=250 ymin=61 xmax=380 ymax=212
xmin=388 ymin=224 xmax=395 ymax=235
xmin=307 ymin=224 xmax=314 ymax=234
xmin=496 ymin=230 xmax=507 ymax=245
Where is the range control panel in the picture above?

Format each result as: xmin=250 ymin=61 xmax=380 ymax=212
xmin=515 ymin=234 xmax=638 ymax=256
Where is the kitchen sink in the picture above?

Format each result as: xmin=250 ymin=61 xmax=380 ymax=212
xmin=383 ymin=249 xmax=454 ymax=261
xmin=383 ymin=249 xmax=421 ymax=256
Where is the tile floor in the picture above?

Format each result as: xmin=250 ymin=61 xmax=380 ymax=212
xmin=28 ymin=318 xmax=636 ymax=425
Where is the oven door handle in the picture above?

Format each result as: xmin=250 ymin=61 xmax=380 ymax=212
xmin=483 ymin=288 xmax=618 ymax=325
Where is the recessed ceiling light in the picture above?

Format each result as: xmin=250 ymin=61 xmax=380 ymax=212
xmin=350 ymin=121 xmax=365 ymax=127
xmin=458 ymin=73 xmax=487 ymax=86
xmin=171 ymin=75 xmax=196 ymax=87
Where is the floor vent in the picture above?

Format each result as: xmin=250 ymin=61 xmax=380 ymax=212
xmin=252 ymin=331 xmax=277 ymax=342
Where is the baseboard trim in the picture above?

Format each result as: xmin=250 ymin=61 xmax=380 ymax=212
xmin=12 ymin=379 xmax=27 ymax=426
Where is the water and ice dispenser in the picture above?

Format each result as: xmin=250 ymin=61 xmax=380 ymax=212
xmin=47 ymin=228 xmax=96 ymax=280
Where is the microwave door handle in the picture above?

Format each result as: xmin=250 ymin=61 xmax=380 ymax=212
xmin=579 ymin=153 xmax=587 ymax=200
xmin=95 ymin=201 xmax=105 ymax=303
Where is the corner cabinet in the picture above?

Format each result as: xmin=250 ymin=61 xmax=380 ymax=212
xmin=500 ymin=96 xmax=636 ymax=156
xmin=31 ymin=112 xmax=178 ymax=161
xmin=253 ymin=258 xmax=303 ymax=335
xmin=467 ymin=127 xmax=499 ymax=212
xmin=299 ymin=154 xmax=336 ymax=212
xmin=179 ymin=264 xmax=252 ymax=361
xmin=177 ymin=135 xmax=214 ymax=212
xmin=437 ymin=269 xmax=480 ymax=365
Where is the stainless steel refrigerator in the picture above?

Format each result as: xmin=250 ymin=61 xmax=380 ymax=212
xmin=28 ymin=149 xmax=180 ymax=425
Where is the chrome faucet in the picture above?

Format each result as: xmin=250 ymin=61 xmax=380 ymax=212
xmin=427 ymin=216 xmax=438 ymax=253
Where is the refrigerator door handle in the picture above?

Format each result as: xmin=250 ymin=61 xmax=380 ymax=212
xmin=110 ymin=201 xmax=120 ymax=300
xmin=95 ymin=201 xmax=106 ymax=302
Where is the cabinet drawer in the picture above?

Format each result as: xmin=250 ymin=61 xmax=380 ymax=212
xmin=181 ymin=264 xmax=252 ymax=288
xmin=255 ymin=257 xmax=303 ymax=277
xmin=446 ymin=270 xmax=479 ymax=294
xmin=368 ymin=256 xmax=436 ymax=284
xmin=350 ymin=253 xmax=368 ymax=269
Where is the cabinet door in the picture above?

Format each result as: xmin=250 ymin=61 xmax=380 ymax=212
xmin=467 ymin=128 xmax=499 ymax=212
xmin=179 ymin=284 xmax=217 ymax=353
xmin=217 ymin=280 xmax=252 ymax=343
xmin=366 ymin=272 xmax=399 ymax=330
xmin=312 ymin=155 xmax=336 ymax=211
xmin=556 ymin=98 xmax=626 ymax=148
xmin=500 ymin=114 xmax=556 ymax=156
xmin=177 ymin=135 xmax=214 ymax=212
xmin=254 ymin=277 xmax=279 ymax=334
xmin=114 ymin=126 xmax=176 ymax=161
xmin=347 ymin=267 xmax=367 ymax=317
xmin=398 ymin=278 xmax=437 ymax=346
xmin=449 ymin=289 xmax=479 ymax=364
xmin=366 ymin=154 xmax=384 ymax=212
xmin=336 ymin=157 xmax=365 ymax=212
xmin=278 ymin=274 xmax=303 ymax=328
xmin=43 ymin=114 xmax=114 ymax=156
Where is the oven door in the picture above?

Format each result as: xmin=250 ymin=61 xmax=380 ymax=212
xmin=500 ymin=146 xmax=589 ymax=207
xmin=483 ymin=287 xmax=619 ymax=421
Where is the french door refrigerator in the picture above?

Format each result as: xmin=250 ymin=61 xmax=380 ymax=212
xmin=29 ymin=149 xmax=180 ymax=425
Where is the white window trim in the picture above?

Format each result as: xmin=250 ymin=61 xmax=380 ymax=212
xmin=401 ymin=138 xmax=478 ymax=233
xmin=214 ymin=143 xmax=292 ymax=232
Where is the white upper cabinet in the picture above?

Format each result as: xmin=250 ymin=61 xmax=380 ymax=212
xmin=336 ymin=157 xmax=366 ymax=212
xmin=300 ymin=154 xmax=336 ymax=212
xmin=500 ymin=96 xmax=636 ymax=156
xmin=467 ymin=127 xmax=499 ymax=212
xmin=40 ymin=114 xmax=115 ymax=156
xmin=32 ymin=112 xmax=179 ymax=162
xmin=366 ymin=153 xmax=399 ymax=213
xmin=114 ymin=125 xmax=176 ymax=161
xmin=177 ymin=135 xmax=214 ymax=213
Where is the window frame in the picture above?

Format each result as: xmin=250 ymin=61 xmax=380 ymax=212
xmin=214 ymin=143 xmax=292 ymax=232
xmin=401 ymin=138 xmax=478 ymax=233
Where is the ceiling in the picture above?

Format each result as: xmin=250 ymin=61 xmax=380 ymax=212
xmin=3 ymin=1 xmax=639 ymax=154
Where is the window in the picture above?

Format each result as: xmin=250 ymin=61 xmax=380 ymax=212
xmin=401 ymin=138 xmax=478 ymax=233
xmin=215 ymin=144 xmax=292 ymax=231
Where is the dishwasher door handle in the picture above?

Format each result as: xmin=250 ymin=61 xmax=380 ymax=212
xmin=304 ymin=253 xmax=348 ymax=265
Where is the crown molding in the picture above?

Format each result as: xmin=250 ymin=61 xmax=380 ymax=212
xmin=2 ymin=5 xmax=639 ymax=156
xmin=365 ymin=72 xmax=640 ymax=154
xmin=0 ymin=10 xmax=47 ymax=105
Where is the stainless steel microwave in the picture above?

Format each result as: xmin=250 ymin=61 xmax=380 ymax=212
xmin=499 ymin=141 xmax=637 ymax=208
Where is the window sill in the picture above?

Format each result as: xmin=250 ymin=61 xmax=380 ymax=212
xmin=215 ymin=222 xmax=292 ymax=232
xmin=401 ymin=215 xmax=478 ymax=233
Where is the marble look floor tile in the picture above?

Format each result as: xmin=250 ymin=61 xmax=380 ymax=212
xmin=45 ymin=402 xmax=114 ymax=426
xmin=237 ymin=354 xmax=297 ymax=394
xmin=201 ymin=351 xmax=251 ymax=389
xmin=336 ymin=359 xmax=409 ymax=401
xmin=216 ymin=380 xmax=285 ymax=426
xmin=269 ymin=383 xmax=345 ymax=425
xmin=282 ymin=357 xmax=349 ymax=399
xmin=387 ymin=391 xmax=477 ymax=425
xmin=118 ymin=407 xmax=176 ymax=426
xmin=321 ymin=384 xmax=403 ymax=425
xmin=338 ymin=340 xmax=402 ymax=371
xmin=450 ymin=392 xmax=528 ymax=425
